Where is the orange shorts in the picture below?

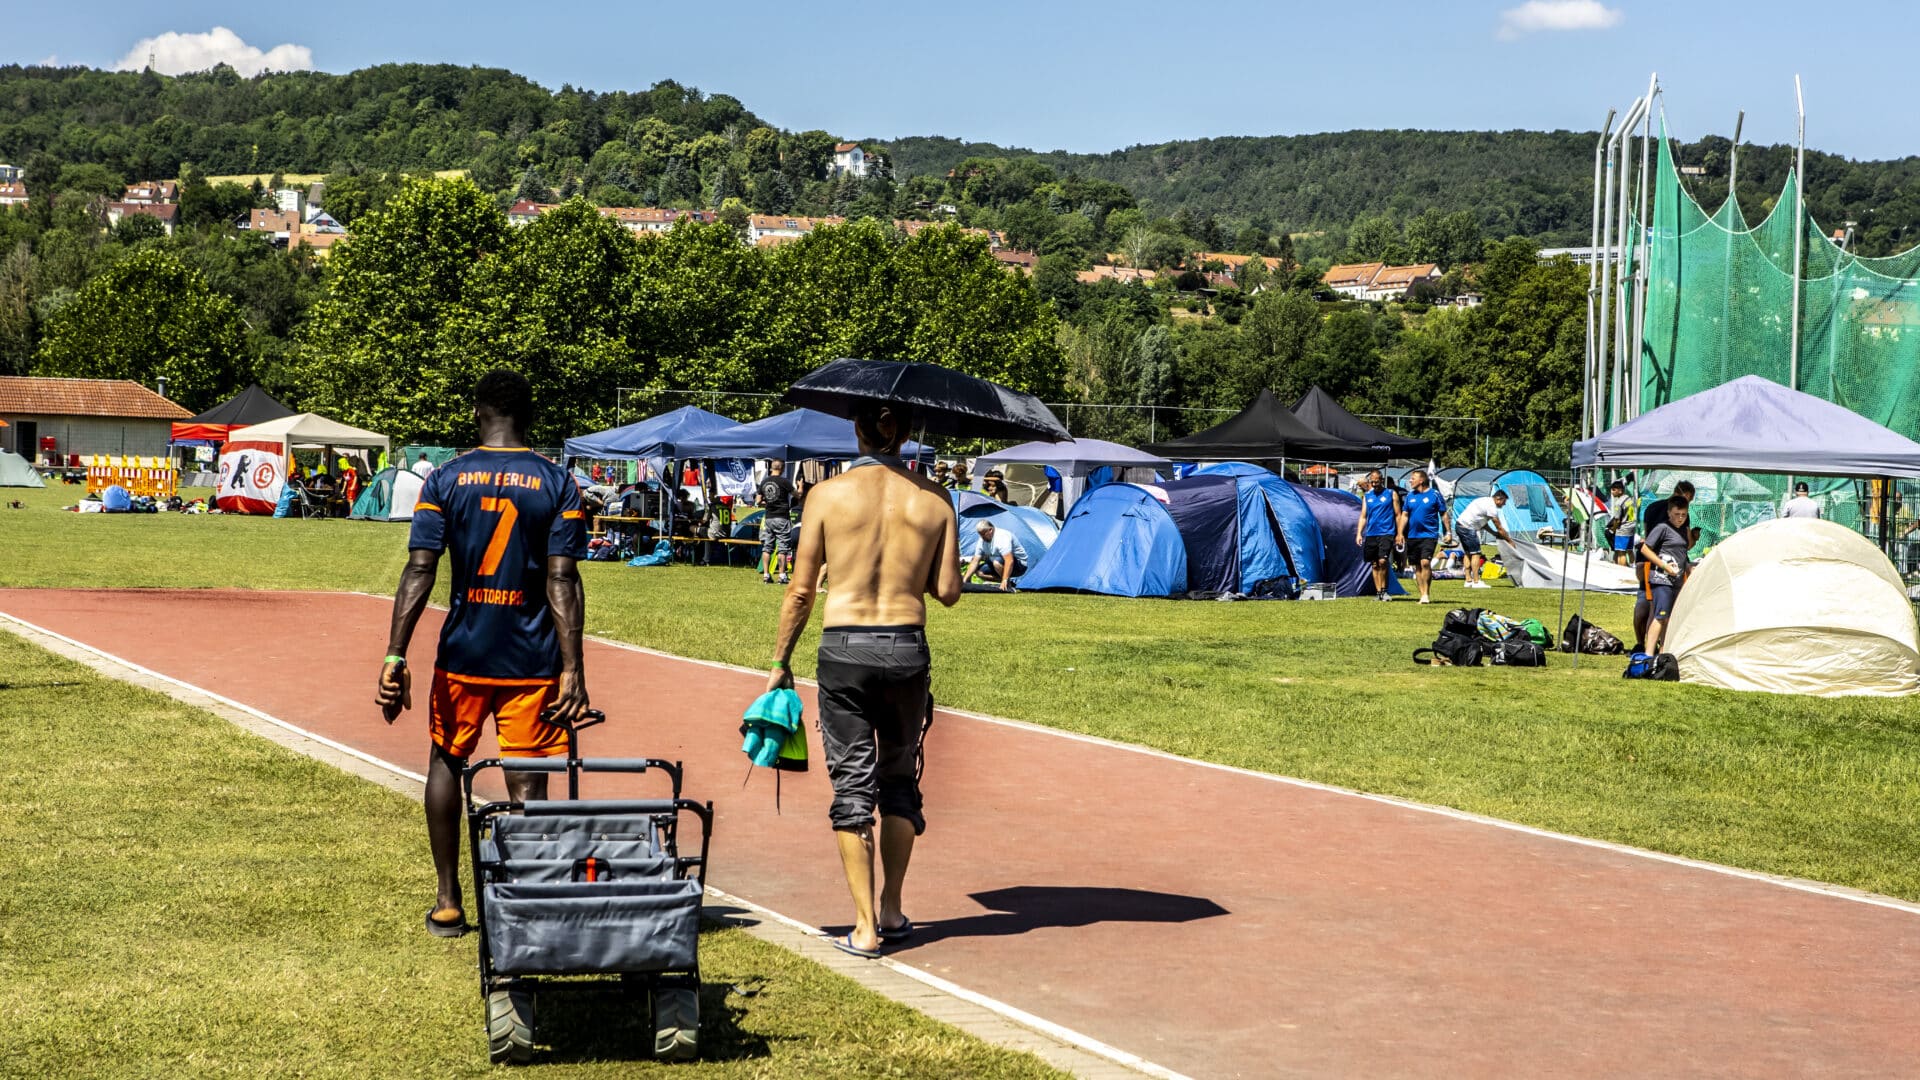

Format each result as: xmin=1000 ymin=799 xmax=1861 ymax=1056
xmin=428 ymin=670 xmax=567 ymax=759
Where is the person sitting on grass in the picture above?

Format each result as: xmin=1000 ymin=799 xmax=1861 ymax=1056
xmin=1453 ymin=489 xmax=1513 ymax=589
xmin=963 ymin=520 xmax=1025 ymax=591
xmin=1638 ymin=496 xmax=1692 ymax=655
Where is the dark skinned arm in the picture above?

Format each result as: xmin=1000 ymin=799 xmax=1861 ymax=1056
xmin=545 ymin=554 xmax=589 ymax=725
xmin=376 ymin=548 xmax=439 ymax=722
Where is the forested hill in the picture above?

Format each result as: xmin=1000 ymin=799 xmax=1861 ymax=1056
xmin=885 ymin=131 xmax=1602 ymax=245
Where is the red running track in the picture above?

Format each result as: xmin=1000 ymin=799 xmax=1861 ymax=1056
xmin=5 ymin=589 xmax=1920 ymax=1079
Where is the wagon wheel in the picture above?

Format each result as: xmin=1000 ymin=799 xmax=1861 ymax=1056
xmin=486 ymin=987 xmax=536 ymax=1065
xmin=652 ymin=986 xmax=699 ymax=1062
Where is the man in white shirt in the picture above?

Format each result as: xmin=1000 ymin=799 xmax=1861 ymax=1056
xmin=1780 ymin=481 xmax=1822 ymax=520
xmin=964 ymin=521 xmax=1025 ymax=591
xmin=1453 ymin=490 xmax=1513 ymax=589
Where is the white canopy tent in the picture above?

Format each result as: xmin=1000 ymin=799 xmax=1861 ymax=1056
xmin=974 ymin=438 xmax=1172 ymax=513
xmin=228 ymin=413 xmax=390 ymax=458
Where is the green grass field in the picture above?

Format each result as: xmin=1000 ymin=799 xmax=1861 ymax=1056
xmin=5 ymin=482 xmax=1919 ymax=903
xmin=0 ymin=631 xmax=1063 ymax=1078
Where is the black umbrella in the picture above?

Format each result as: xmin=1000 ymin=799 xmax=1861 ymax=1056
xmin=783 ymin=358 xmax=1069 ymax=442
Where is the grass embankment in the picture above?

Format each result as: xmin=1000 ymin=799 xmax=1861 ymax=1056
xmin=0 ymin=632 xmax=1062 ymax=1078
xmin=5 ymin=483 xmax=1919 ymax=900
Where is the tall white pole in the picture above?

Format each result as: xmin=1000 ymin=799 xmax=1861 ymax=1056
xmin=1790 ymin=74 xmax=1806 ymax=390
xmin=1723 ymin=110 xmax=1742 ymax=386
xmin=1613 ymin=96 xmax=1645 ymax=429
xmin=1585 ymin=109 xmax=1616 ymax=444
xmin=1631 ymin=75 xmax=1657 ymax=419
xmin=1595 ymin=98 xmax=1634 ymax=437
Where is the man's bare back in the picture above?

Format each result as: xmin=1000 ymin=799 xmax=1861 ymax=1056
xmin=802 ymin=463 xmax=960 ymax=627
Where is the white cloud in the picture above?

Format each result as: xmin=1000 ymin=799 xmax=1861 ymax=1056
xmin=1497 ymin=0 xmax=1623 ymax=40
xmin=113 ymin=27 xmax=313 ymax=77
xmin=38 ymin=54 xmax=60 ymax=67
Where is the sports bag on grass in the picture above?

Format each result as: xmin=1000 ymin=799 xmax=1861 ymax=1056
xmin=1414 ymin=630 xmax=1485 ymax=667
xmin=1623 ymin=652 xmax=1679 ymax=680
xmin=1561 ymin=615 xmax=1625 ymax=655
xmin=1519 ymin=618 xmax=1551 ymax=647
xmin=1476 ymin=610 xmax=1528 ymax=642
xmin=1443 ymin=608 xmax=1483 ymax=637
xmin=1489 ymin=639 xmax=1548 ymax=667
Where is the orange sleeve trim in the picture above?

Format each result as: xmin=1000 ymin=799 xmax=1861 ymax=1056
xmin=415 ymin=502 xmax=442 ymax=513
xmin=561 ymin=509 xmax=584 ymax=520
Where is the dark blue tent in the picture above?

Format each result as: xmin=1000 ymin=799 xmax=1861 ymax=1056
xmin=563 ymin=406 xmax=735 ymax=460
xmin=675 ymin=408 xmax=925 ymax=461
xmin=1018 ymin=483 xmax=1187 ymax=596
xmin=1290 ymin=483 xmax=1404 ymax=596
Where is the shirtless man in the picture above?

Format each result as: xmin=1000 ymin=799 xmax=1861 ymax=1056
xmin=766 ymin=401 xmax=962 ymax=959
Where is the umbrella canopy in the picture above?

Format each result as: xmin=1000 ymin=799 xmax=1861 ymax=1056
xmin=1572 ymin=375 xmax=1920 ymax=478
xmin=676 ymin=408 xmax=926 ymax=461
xmin=783 ymin=358 xmax=1068 ymax=442
xmin=1144 ymin=390 xmax=1389 ymax=464
xmin=973 ymin=437 xmax=1170 ymax=476
xmin=1290 ymin=386 xmax=1432 ymax=457
xmin=563 ymin=405 xmax=735 ymax=460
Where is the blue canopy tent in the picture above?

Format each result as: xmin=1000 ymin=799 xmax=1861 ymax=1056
xmin=1018 ymin=483 xmax=1188 ymax=597
xmin=1290 ymin=483 xmax=1405 ymax=597
xmin=954 ymin=491 xmax=1061 ymax=563
xmin=563 ymin=406 xmax=736 ymax=460
xmin=675 ymin=407 xmax=926 ymax=462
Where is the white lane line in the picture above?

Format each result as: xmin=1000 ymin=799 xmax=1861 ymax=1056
xmin=269 ymin=593 xmax=1920 ymax=915
xmin=1 ymin=606 xmax=1182 ymax=1080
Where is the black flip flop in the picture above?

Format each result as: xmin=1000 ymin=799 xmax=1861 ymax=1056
xmin=878 ymin=917 xmax=913 ymax=942
xmin=426 ymin=908 xmax=469 ymax=938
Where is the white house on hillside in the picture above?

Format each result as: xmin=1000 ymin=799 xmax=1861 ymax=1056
xmin=830 ymin=143 xmax=868 ymax=178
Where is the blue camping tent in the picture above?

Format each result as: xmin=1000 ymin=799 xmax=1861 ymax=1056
xmin=1290 ymin=483 xmax=1405 ymax=596
xmin=954 ymin=491 xmax=1061 ymax=563
xmin=563 ymin=406 xmax=735 ymax=460
xmin=1444 ymin=467 xmax=1567 ymax=538
xmin=1021 ymin=473 xmax=1329 ymax=598
xmin=1017 ymin=484 xmax=1188 ymax=597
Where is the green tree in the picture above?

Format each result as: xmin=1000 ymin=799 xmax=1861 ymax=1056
xmin=889 ymin=225 xmax=1061 ymax=397
xmin=34 ymin=248 xmax=247 ymax=410
xmin=1296 ymin=308 xmax=1384 ymax=401
xmin=1345 ymin=213 xmax=1401 ymax=262
xmin=292 ymin=177 xmax=508 ymax=440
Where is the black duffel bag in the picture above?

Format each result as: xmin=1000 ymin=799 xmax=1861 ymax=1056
xmin=1414 ymin=630 xmax=1485 ymax=667
xmin=1443 ymin=607 xmax=1483 ymax=638
xmin=1489 ymin=639 xmax=1548 ymax=667
xmin=1561 ymin=615 xmax=1625 ymax=655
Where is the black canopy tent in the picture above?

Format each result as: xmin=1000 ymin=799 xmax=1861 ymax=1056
xmin=1143 ymin=389 xmax=1391 ymax=465
xmin=1291 ymin=385 xmax=1433 ymax=459
xmin=171 ymin=384 xmax=296 ymax=444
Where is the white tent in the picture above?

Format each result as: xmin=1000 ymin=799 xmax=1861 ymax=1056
xmin=0 ymin=450 xmax=44 ymax=488
xmin=1666 ymin=518 xmax=1920 ymax=697
xmin=1496 ymin=538 xmax=1638 ymax=593
xmin=228 ymin=412 xmax=390 ymax=456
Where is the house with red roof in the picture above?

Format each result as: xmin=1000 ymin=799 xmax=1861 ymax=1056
xmin=830 ymin=142 xmax=868 ymax=179
xmin=0 ymin=377 xmax=192 ymax=462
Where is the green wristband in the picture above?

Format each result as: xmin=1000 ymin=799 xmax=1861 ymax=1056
xmin=384 ymin=655 xmax=407 ymax=666
xmin=771 ymin=659 xmax=787 ymax=670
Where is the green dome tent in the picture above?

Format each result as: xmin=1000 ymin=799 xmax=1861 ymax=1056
xmin=350 ymin=466 xmax=425 ymax=522
xmin=0 ymin=450 xmax=44 ymax=488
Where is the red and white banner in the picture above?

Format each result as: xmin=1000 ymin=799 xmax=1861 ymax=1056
xmin=215 ymin=440 xmax=285 ymax=515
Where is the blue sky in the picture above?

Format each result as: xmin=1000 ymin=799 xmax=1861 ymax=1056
xmin=9 ymin=1 xmax=1917 ymax=160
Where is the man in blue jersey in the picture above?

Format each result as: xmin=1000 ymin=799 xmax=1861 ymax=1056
xmin=1398 ymin=469 xmax=1449 ymax=605
xmin=1353 ymin=469 xmax=1403 ymax=601
xmin=375 ymin=370 xmax=590 ymax=938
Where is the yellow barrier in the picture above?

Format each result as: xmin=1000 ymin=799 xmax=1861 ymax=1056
xmin=86 ymin=455 xmax=178 ymax=498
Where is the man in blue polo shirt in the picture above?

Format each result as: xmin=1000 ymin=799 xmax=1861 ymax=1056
xmin=1398 ymin=469 xmax=1449 ymax=605
xmin=1353 ymin=469 xmax=1403 ymax=601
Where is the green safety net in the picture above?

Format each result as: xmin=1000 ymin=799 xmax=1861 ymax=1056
xmin=1633 ymin=120 xmax=1920 ymax=560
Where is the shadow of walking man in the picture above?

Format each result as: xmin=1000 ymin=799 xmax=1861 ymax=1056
xmin=891 ymin=886 xmax=1229 ymax=949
